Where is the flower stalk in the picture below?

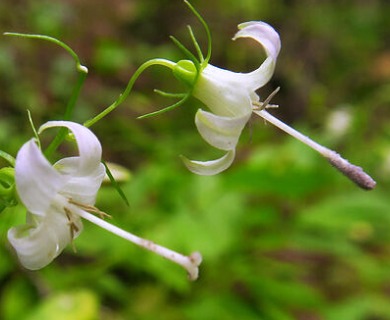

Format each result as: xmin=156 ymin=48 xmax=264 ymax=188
xmin=83 ymin=59 xmax=176 ymax=128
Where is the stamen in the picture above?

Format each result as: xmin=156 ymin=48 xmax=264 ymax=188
xmin=253 ymin=108 xmax=376 ymax=190
xmin=68 ymin=199 xmax=111 ymax=219
xmin=327 ymin=152 xmax=376 ymax=190
xmin=64 ymin=207 xmax=79 ymax=252
xmin=70 ymin=204 xmax=202 ymax=280
xmin=253 ymin=87 xmax=280 ymax=111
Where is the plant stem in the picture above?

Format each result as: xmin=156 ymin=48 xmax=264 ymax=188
xmin=44 ymin=71 xmax=88 ymax=157
xmin=84 ymin=59 xmax=176 ymax=128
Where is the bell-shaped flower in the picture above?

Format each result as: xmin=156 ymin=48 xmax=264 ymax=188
xmin=8 ymin=121 xmax=201 ymax=279
xmin=171 ymin=15 xmax=374 ymax=188
xmin=181 ymin=21 xmax=281 ymax=175
xmin=8 ymin=121 xmax=104 ymax=270
xmin=83 ymin=2 xmax=280 ymax=176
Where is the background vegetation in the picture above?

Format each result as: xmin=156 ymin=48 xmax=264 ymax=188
xmin=1 ymin=0 xmax=390 ymax=319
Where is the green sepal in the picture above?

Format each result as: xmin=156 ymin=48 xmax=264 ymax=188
xmin=0 ymin=150 xmax=15 ymax=167
xmin=102 ymin=160 xmax=130 ymax=207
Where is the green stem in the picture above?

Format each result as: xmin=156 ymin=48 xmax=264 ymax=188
xmin=83 ymin=58 xmax=176 ymax=128
xmin=44 ymin=71 xmax=88 ymax=157
xmin=0 ymin=151 xmax=15 ymax=167
xmin=3 ymin=32 xmax=87 ymax=73
xmin=3 ymin=32 xmax=89 ymax=157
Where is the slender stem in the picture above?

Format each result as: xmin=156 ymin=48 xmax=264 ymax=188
xmin=74 ymin=206 xmax=202 ymax=280
xmin=0 ymin=151 xmax=16 ymax=167
xmin=83 ymin=59 xmax=176 ymax=128
xmin=27 ymin=110 xmax=41 ymax=149
xmin=3 ymin=33 xmax=87 ymax=72
xmin=44 ymin=71 xmax=88 ymax=157
xmin=253 ymin=109 xmax=376 ymax=190
xmin=3 ymin=32 xmax=89 ymax=157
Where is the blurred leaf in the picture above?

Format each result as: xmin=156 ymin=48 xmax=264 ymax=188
xmin=0 ymin=277 xmax=35 ymax=320
xmin=93 ymin=41 xmax=130 ymax=75
xmin=26 ymin=290 xmax=99 ymax=320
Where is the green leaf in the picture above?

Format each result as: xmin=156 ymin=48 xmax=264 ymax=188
xmin=26 ymin=290 xmax=99 ymax=320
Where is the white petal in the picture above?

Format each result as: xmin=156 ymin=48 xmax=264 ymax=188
xmin=180 ymin=150 xmax=235 ymax=175
xmin=192 ymin=21 xmax=280 ymax=119
xmin=15 ymin=140 xmax=65 ymax=216
xmin=195 ymin=109 xmax=250 ymax=151
xmin=39 ymin=121 xmax=102 ymax=175
xmin=234 ymin=21 xmax=281 ymax=61
xmin=54 ymin=157 xmax=106 ymax=205
xmin=7 ymin=209 xmax=82 ymax=270
xmin=193 ymin=65 xmax=254 ymax=117
xmin=232 ymin=21 xmax=281 ymax=90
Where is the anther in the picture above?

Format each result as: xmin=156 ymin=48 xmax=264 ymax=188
xmin=253 ymin=86 xmax=280 ymax=110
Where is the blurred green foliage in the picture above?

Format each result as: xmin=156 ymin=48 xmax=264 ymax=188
xmin=1 ymin=0 xmax=390 ymax=319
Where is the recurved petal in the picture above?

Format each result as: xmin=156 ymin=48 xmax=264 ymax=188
xmin=195 ymin=109 xmax=250 ymax=151
xmin=180 ymin=150 xmax=235 ymax=176
xmin=54 ymin=157 xmax=106 ymax=205
xmin=7 ymin=209 xmax=83 ymax=270
xmin=231 ymin=21 xmax=281 ymax=90
xmin=39 ymin=121 xmax=102 ymax=175
xmin=234 ymin=21 xmax=281 ymax=61
xmin=15 ymin=140 xmax=64 ymax=216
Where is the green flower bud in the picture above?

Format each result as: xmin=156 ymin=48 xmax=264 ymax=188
xmin=173 ymin=60 xmax=197 ymax=87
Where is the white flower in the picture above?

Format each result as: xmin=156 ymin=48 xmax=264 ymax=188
xmin=8 ymin=121 xmax=201 ymax=279
xmin=179 ymin=21 xmax=374 ymax=189
xmin=180 ymin=21 xmax=281 ymax=175
xmin=83 ymin=15 xmax=280 ymax=176
xmin=172 ymin=21 xmax=374 ymax=190
xmin=8 ymin=121 xmax=105 ymax=269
